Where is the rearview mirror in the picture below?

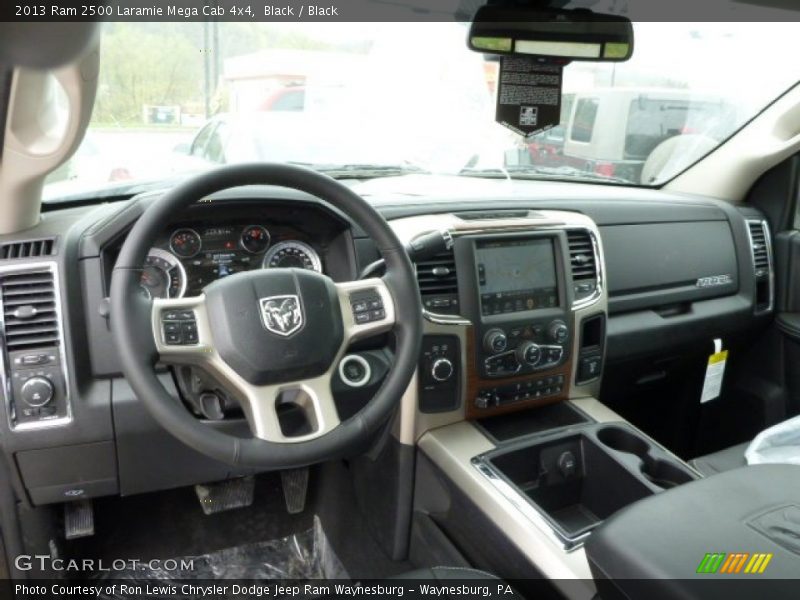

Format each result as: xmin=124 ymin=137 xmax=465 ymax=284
xmin=468 ymin=6 xmax=633 ymax=62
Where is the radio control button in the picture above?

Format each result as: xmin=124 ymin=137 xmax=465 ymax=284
xmin=548 ymin=320 xmax=569 ymax=344
xmin=517 ymin=341 xmax=542 ymax=366
xmin=483 ymin=329 xmax=508 ymax=354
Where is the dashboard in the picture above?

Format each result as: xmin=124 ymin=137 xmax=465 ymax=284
xmin=0 ymin=178 xmax=776 ymax=504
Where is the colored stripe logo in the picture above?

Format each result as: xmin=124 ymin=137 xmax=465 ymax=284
xmin=697 ymin=553 xmax=773 ymax=574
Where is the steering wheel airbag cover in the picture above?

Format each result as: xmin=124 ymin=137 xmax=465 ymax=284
xmin=204 ymin=268 xmax=343 ymax=385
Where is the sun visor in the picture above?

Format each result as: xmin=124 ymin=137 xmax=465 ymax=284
xmin=0 ymin=23 xmax=100 ymax=69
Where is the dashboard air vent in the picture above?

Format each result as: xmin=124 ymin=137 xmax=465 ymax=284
xmin=747 ymin=221 xmax=770 ymax=275
xmin=567 ymin=229 xmax=599 ymax=305
xmin=416 ymin=249 xmax=459 ymax=314
xmin=0 ymin=238 xmax=56 ymax=260
xmin=747 ymin=219 xmax=773 ymax=313
xmin=1 ymin=270 xmax=60 ymax=350
xmin=567 ymin=230 xmax=596 ymax=280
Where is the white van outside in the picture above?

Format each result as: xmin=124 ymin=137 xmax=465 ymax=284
xmin=560 ymin=88 xmax=737 ymax=182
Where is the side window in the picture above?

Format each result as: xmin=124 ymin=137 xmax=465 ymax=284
xmin=190 ymin=124 xmax=214 ymax=157
xmin=204 ymin=123 xmax=229 ymax=164
xmin=570 ymin=98 xmax=599 ymax=143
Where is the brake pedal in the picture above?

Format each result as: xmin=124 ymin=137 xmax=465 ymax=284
xmin=195 ymin=476 xmax=255 ymax=515
xmin=64 ymin=499 xmax=94 ymax=540
xmin=281 ymin=468 xmax=309 ymax=514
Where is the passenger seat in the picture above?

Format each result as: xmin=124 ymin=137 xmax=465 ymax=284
xmin=692 ymin=414 xmax=800 ymax=476
xmin=690 ymin=442 xmax=749 ymax=476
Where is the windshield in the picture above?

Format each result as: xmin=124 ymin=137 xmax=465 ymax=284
xmin=43 ymin=22 xmax=800 ymax=200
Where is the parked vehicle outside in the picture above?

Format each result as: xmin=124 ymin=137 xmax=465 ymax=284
xmin=527 ymin=88 xmax=737 ymax=183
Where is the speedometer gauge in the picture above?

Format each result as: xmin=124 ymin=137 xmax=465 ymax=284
xmin=262 ymin=241 xmax=322 ymax=273
xmin=140 ymin=248 xmax=187 ymax=299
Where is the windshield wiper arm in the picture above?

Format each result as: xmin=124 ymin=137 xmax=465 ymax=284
xmin=288 ymin=162 xmax=428 ymax=178
xmin=460 ymin=165 xmax=630 ymax=184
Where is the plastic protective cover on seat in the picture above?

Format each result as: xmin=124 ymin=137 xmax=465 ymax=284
xmin=746 ymin=415 xmax=800 ymax=466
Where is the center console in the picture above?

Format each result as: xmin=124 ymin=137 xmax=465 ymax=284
xmin=394 ymin=209 xmax=606 ymax=431
xmin=391 ymin=210 xmax=705 ymax=596
xmin=459 ymin=234 xmax=569 ymax=379
xmin=452 ymin=228 xmax=587 ymax=417
xmin=473 ymin=421 xmax=696 ymax=547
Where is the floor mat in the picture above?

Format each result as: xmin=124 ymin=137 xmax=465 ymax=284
xmin=66 ymin=473 xmax=313 ymax=563
xmin=96 ymin=516 xmax=347 ymax=582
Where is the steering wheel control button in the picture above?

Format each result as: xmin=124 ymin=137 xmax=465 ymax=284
xmin=338 ymin=354 xmax=371 ymax=387
xmin=161 ymin=309 xmax=198 ymax=345
xmin=350 ymin=291 xmax=385 ymax=324
xmin=21 ymin=377 xmax=54 ymax=407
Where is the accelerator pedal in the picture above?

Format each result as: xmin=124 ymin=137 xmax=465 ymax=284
xmin=64 ymin=499 xmax=94 ymax=540
xmin=281 ymin=468 xmax=309 ymax=514
xmin=195 ymin=476 xmax=255 ymax=515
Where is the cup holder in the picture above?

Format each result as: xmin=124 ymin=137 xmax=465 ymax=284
xmin=596 ymin=425 xmax=695 ymax=489
xmin=642 ymin=459 xmax=694 ymax=489
xmin=597 ymin=426 xmax=650 ymax=458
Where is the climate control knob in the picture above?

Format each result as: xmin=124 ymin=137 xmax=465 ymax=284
xmin=483 ymin=328 xmax=508 ymax=354
xmin=431 ymin=358 xmax=454 ymax=382
xmin=516 ymin=341 xmax=542 ymax=367
xmin=549 ymin=320 xmax=569 ymax=344
xmin=20 ymin=377 xmax=54 ymax=407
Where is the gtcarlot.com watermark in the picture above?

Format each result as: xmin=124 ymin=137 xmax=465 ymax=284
xmin=15 ymin=554 xmax=195 ymax=573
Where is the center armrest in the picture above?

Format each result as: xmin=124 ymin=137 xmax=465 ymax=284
xmin=585 ymin=464 xmax=800 ymax=600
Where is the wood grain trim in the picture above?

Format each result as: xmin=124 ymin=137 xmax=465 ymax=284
xmin=464 ymin=326 xmax=572 ymax=419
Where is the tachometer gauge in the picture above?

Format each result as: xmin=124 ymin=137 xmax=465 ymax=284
xmin=240 ymin=225 xmax=271 ymax=254
xmin=169 ymin=228 xmax=201 ymax=258
xmin=262 ymin=241 xmax=322 ymax=273
xmin=140 ymin=248 xmax=187 ymax=299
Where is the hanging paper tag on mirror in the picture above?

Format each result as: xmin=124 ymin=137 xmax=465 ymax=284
xmin=495 ymin=56 xmax=563 ymax=138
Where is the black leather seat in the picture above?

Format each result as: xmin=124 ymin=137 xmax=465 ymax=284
xmin=586 ymin=465 xmax=800 ymax=600
xmin=689 ymin=441 xmax=748 ymax=476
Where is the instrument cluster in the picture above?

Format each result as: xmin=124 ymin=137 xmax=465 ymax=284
xmin=140 ymin=223 xmax=323 ymax=299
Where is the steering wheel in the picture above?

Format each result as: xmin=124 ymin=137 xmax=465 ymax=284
xmin=110 ymin=163 xmax=423 ymax=469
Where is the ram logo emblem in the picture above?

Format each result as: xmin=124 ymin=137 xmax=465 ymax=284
xmin=259 ymin=295 xmax=304 ymax=336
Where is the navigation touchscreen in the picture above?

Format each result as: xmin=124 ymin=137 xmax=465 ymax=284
xmin=477 ymin=238 xmax=558 ymax=315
